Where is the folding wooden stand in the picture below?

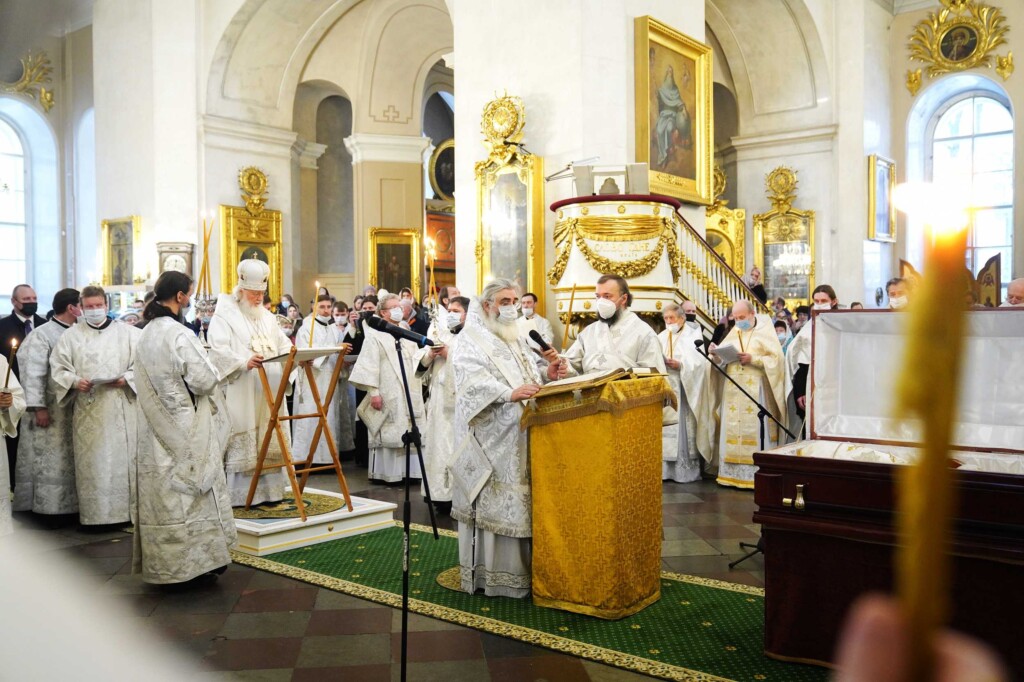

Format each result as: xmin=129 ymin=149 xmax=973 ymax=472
xmin=246 ymin=345 xmax=354 ymax=521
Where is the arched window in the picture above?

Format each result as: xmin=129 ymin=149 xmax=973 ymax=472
xmin=0 ymin=117 xmax=26 ymax=312
xmin=928 ymin=93 xmax=1014 ymax=295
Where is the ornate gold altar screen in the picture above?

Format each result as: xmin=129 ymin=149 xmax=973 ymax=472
xmin=705 ymin=165 xmax=746 ymax=275
xmin=221 ymin=168 xmax=284 ymax=305
xmin=753 ymin=166 xmax=816 ymax=309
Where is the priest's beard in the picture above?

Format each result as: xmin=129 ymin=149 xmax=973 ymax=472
xmin=236 ymin=292 xmax=262 ymax=320
xmin=601 ymin=308 xmax=623 ymax=325
xmin=482 ymin=305 xmax=520 ymax=343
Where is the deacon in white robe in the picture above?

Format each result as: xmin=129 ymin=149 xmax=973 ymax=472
xmin=697 ymin=301 xmax=787 ymax=489
xmin=450 ymin=279 xmax=565 ymax=598
xmin=330 ymin=304 xmax=356 ymax=453
xmin=349 ymin=294 xmax=425 ymax=483
xmin=51 ymin=287 xmax=139 ymax=525
xmin=414 ymin=298 xmax=468 ymax=504
xmin=516 ymin=292 xmax=555 ymax=353
xmin=293 ymin=297 xmax=351 ymax=466
xmin=0 ymin=355 xmax=26 ymax=536
xmin=206 ymin=259 xmax=293 ymax=507
xmin=562 ymin=275 xmax=667 ymax=376
xmin=13 ymin=292 xmax=79 ymax=515
xmin=658 ymin=301 xmax=706 ymax=483
xmin=132 ymin=282 xmax=236 ymax=584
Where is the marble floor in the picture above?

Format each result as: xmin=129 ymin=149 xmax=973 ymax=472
xmin=10 ymin=465 xmax=764 ymax=681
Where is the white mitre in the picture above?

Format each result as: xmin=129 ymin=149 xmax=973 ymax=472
xmin=238 ymin=258 xmax=269 ymax=291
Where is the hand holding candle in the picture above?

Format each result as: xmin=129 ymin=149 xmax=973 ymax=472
xmin=3 ymin=339 xmax=17 ymax=388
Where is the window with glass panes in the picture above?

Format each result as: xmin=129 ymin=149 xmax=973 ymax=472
xmin=0 ymin=118 xmax=27 ymax=313
xmin=930 ymin=94 xmax=1014 ymax=297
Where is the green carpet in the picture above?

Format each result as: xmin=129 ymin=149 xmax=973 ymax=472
xmin=232 ymin=523 xmax=829 ymax=682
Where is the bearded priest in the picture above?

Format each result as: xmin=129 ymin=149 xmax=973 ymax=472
xmin=207 ymin=259 xmax=293 ymax=507
xmin=450 ymin=279 xmax=566 ymax=597
xmin=561 ymin=274 xmax=666 ymax=376
xmin=697 ymin=300 xmax=786 ymax=489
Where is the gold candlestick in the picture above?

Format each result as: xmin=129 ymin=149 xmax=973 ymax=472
xmin=3 ymin=339 xmax=17 ymax=388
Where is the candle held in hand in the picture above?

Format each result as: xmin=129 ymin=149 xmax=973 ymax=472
xmin=3 ymin=338 xmax=17 ymax=388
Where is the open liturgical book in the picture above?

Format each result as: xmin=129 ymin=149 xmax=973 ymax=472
xmin=532 ymin=367 xmax=665 ymax=399
xmin=261 ymin=347 xmax=344 ymax=364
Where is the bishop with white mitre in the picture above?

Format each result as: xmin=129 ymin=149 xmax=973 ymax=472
xmin=658 ymin=300 xmax=707 ymax=483
xmin=207 ymin=259 xmax=293 ymax=507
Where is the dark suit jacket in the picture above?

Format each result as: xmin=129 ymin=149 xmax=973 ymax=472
xmin=410 ymin=315 xmax=431 ymax=336
xmin=0 ymin=312 xmax=47 ymax=373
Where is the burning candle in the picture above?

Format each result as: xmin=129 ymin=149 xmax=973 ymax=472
xmin=3 ymin=339 xmax=17 ymax=388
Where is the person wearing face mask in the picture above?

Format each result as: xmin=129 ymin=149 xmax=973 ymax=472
xmin=785 ymin=285 xmax=839 ymax=431
xmin=658 ymin=301 xmax=706 ymax=483
xmin=133 ymin=270 xmax=237 ymax=584
xmin=349 ymin=293 xmax=426 ymax=483
xmin=999 ymin=277 xmax=1024 ymax=307
xmin=697 ymin=300 xmax=787 ymax=489
xmin=12 ymin=288 xmax=81 ymax=518
xmin=291 ymin=294 xmax=353 ymax=469
xmin=414 ymin=296 xmax=470 ymax=512
xmin=1 ymin=284 xmax=46 ymax=480
xmin=191 ymin=298 xmax=217 ymax=347
xmin=516 ymin=292 xmax=556 ymax=354
xmin=774 ymin=320 xmax=793 ymax=353
xmin=329 ymin=301 xmax=357 ymax=458
xmin=886 ymin=277 xmax=911 ymax=310
xmin=562 ymin=274 xmax=666 ymax=377
xmin=50 ymin=285 xmax=140 ymax=525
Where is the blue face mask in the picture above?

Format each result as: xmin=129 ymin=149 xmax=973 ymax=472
xmin=736 ymin=318 xmax=753 ymax=331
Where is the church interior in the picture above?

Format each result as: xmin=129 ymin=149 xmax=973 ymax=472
xmin=0 ymin=0 xmax=1021 ymax=679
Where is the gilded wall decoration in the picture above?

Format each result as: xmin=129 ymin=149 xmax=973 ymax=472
xmin=221 ymin=167 xmax=283 ymax=303
xmin=1 ymin=51 xmax=55 ymax=113
xmin=101 ymin=215 xmax=142 ymax=287
xmin=546 ymin=215 xmax=682 ymax=285
xmin=369 ymin=228 xmax=421 ymax=299
xmin=753 ymin=167 xmax=816 ymax=308
xmin=907 ymin=0 xmax=1012 ymax=90
xmin=704 ymin=165 xmax=746 ymax=274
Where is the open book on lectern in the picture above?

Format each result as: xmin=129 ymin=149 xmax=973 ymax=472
xmin=261 ymin=347 xmax=344 ymax=364
xmin=531 ymin=366 xmax=665 ymax=399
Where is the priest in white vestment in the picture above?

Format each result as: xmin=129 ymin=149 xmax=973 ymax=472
xmin=207 ymin=259 xmax=292 ymax=507
xmin=133 ymin=272 xmax=236 ymax=584
xmin=562 ymin=275 xmax=667 ymax=376
xmin=293 ymin=295 xmax=352 ymax=466
xmin=697 ymin=301 xmax=787 ymax=489
xmin=13 ymin=288 xmax=80 ymax=515
xmin=0 ymin=354 xmax=26 ymax=536
xmin=516 ymin=291 xmax=555 ymax=353
xmin=658 ymin=301 xmax=706 ymax=483
xmin=450 ymin=279 xmax=565 ymax=597
xmin=350 ymin=293 xmax=426 ymax=483
xmin=414 ymin=296 xmax=469 ymax=506
xmin=51 ymin=286 xmax=139 ymax=525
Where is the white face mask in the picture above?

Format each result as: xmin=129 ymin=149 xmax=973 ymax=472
xmin=595 ymin=298 xmax=617 ymax=320
xmin=812 ymin=303 xmax=831 ymax=311
xmin=522 ymin=306 xmax=535 ymax=318
xmin=389 ymin=307 xmax=404 ymax=323
xmin=446 ymin=311 xmax=463 ymax=330
xmin=83 ymin=309 xmax=107 ymax=326
xmin=665 ymin=322 xmax=680 ymax=334
xmin=777 ymin=333 xmax=787 ymax=343
xmin=889 ymin=296 xmax=907 ymax=310
xmin=316 ymin=314 xmax=331 ymax=324
xmin=334 ymin=315 xmax=347 ymax=325
xmin=497 ymin=305 xmax=519 ymax=324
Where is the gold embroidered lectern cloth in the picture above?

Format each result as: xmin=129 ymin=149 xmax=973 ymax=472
xmin=523 ymin=376 xmax=674 ymax=619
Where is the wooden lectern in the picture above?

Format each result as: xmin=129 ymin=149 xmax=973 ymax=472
xmin=522 ymin=371 xmax=675 ymax=619
xmin=246 ymin=345 xmax=354 ymax=521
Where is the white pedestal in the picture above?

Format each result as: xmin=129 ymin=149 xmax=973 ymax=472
xmin=233 ymin=488 xmax=396 ymax=557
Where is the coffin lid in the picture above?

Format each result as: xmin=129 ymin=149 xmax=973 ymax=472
xmin=809 ymin=309 xmax=1024 ymax=454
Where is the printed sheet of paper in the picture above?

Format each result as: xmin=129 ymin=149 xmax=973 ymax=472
xmin=712 ymin=343 xmax=740 ymax=365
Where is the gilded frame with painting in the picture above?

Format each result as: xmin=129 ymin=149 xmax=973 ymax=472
xmin=867 ymin=154 xmax=896 ymax=242
xmin=219 ymin=204 xmax=283 ymax=304
xmin=634 ymin=16 xmax=713 ymax=205
xmin=369 ymin=228 xmax=421 ymax=300
xmin=101 ymin=215 xmax=141 ymax=287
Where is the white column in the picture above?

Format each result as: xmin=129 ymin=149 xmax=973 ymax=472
xmin=449 ymin=0 xmax=705 ymax=301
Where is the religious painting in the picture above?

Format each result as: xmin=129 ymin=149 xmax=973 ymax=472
xmin=867 ymin=154 xmax=896 ymax=242
xmin=753 ymin=167 xmax=816 ymax=308
xmin=101 ymin=215 xmax=140 ymax=287
xmin=634 ymin=16 xmax=713 ymax=205
xmin=219 ymin=204 xmax=283 ymax=304
xmin=368 ymin=228 xmax=420 ymax=300
xmin=428 ymin=139 xmax=455 ymax=202
xmin=156 ymin=241 xmax=194 ymax=277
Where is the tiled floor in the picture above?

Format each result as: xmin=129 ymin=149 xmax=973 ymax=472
xmin=12 ymin=465 xmax=764 ymax=681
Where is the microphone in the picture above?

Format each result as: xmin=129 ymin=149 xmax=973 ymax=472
xmin=364 ymin=315 xmax=435 ymax=347
xmin=694 ymin=338 xmax=708 ymax=355
xmin=528 ymin=330 xmax=552 ymax=352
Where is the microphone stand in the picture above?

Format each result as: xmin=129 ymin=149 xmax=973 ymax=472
xmin=393 ymin=338 xmax=439 ymax=682
xmin=692 ymin=340 xmax=796 ymax=569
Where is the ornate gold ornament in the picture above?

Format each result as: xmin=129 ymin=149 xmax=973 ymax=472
xmin=479 ymin=94 xmax=527 ymax=168
xmin=764 ymin=167 xmax=799 ymax=212
xmin=546 ymin=215 xmax=682 ymax=285
xmin=753 ymin=166 xmax=816 ymax=308
xmin=704 ymin=164 xmax=746 ymax=274
xmin=907 ymin=0 xmax=1010 ymax=79
xmin=906 ymin=68 xmax=923 ymax=95
xmin=996 ymin=51 xmax=1014 ymax=80
xmin=238 ymin=167 xmax=269 ymax=215
xmin=1 ymin=51 xmax=55 ymax=113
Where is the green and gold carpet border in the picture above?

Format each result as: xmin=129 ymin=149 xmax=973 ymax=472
xmin=230 ymin=522 xmax=766 ymax=682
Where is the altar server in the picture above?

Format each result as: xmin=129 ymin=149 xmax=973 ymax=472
xmin=415 ymin=296 xmax=469 ymax=508
xmin=51 ymin=285 xmax=139 ymax=525
xmin=292 ymin=294 xmax=351 ymax=465
xmin=349 ymin=293 xmax=425 ymax=483
xmin=13 ymin=288 xmax=80 ymax=515
xmin=207 ymin=259 xmax=293 ymax=506
xmin=0 ymin=354 xmax=26 ymax=536
xmin=658 ymin=300 xmax=706 ymax=483
xmin=516 ymin=292 xmax=555 ymax=353
xmin=132 ymin=272 xmax=236 ymax=584
xmin=450 ymin=279 xmax=564 ymax=597
xmin=562 ymin=275 xmax=666 ymax=376
xmin=697 ymin=300 xmax=786 ymax=489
